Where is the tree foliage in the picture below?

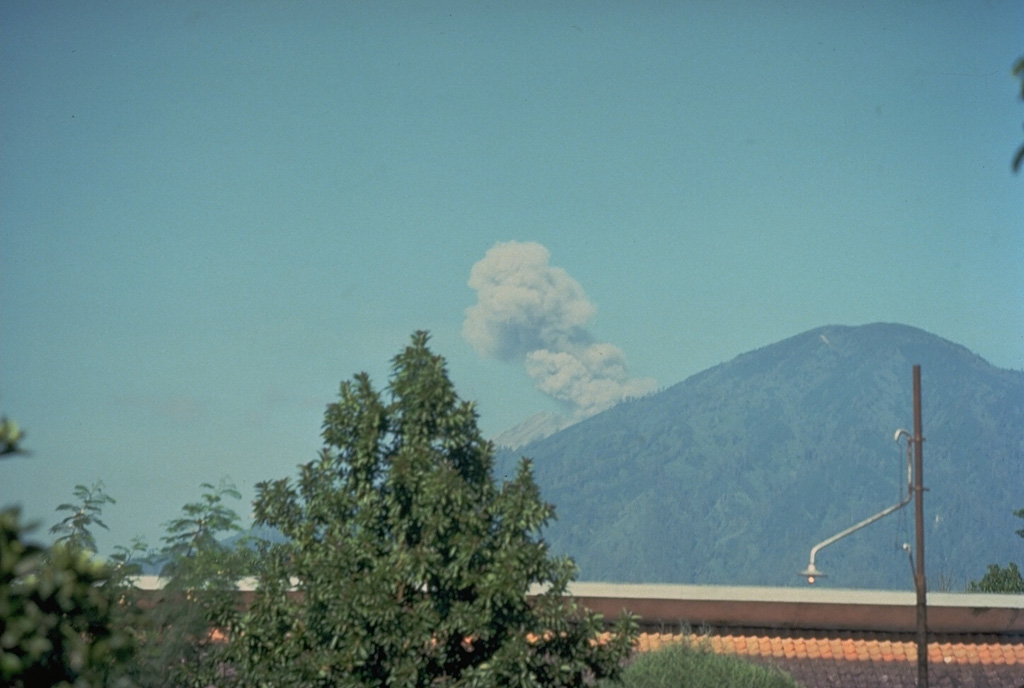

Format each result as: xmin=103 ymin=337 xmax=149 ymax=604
xmin=1 ymin=507 xmax=134 ymax=688
xmin=219 ymin=331 xmax=636 ymax=687
xmin=0 ymin=417 xmax=28 ymax=457
xmin=49 ymin=481 xmax=116 ymax=553
xmin=968 ymin=562 xmax=1024 ymax=594
xmin=159 ymin=478 xmax=248 ymax=587
xmin=129 ymin=479 xmax=254 ymax=688
xmin=108 ymin=536 xmax=150 ymax=581
xmin=968 ymin=507 xmax=1023 ymax=594
xmin=602 ymin=637 xmax=801 ymax=688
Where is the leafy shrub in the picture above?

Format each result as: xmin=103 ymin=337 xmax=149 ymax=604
xmin=606 ymin=638 xmax=802 ymax=688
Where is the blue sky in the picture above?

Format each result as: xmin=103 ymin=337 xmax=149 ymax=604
xmin=2 ymin=1 xmax=1021 ymax=555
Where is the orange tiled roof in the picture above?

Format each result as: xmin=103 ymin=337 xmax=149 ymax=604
xmin=634 ymin=629 xmax=1024 ymax=688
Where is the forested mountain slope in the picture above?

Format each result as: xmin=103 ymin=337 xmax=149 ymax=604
xmin=496 ymin=323 xmax=1023 ymax=589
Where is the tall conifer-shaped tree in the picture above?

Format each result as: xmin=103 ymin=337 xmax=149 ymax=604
xmin=221 ymin=332 xmax=635 ymax=687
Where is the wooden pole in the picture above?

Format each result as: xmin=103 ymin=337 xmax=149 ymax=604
xmin=913 ymin=365 xmax=928 ymax=687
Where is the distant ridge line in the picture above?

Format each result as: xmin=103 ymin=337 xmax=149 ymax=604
xmin=493 ymin=322 xmax=1024 ymax=589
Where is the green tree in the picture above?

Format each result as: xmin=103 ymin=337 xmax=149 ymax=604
xmin=968 ymin=507 xmax=1023 ymax=593
xmin=48 ymin=482 xmax=150 ymax=594
xmin=108 ymin=535 xmax=150 ymax=580
xmin=1 ymin=508 xmax=134 ymax=688
xmin=968 ymin=562 xmax=1024 ymax=594
xmin=50 ymin=481 xmax=116 ymax=553
xmin=159 ymin=477 xmax=248 ymax=587
xmin=128 ymin=479 xmax=254 ymax=688
xmin=219 ymin=331 xmax=636 ymax=687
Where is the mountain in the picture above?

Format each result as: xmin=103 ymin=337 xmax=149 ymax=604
xmin=491 ymin=411 xmax=574 ymax=449
xmin=139 ymin=525 xmax=288 ymax=575
xmin=496 ymin=323 xmax=1024 ymax=590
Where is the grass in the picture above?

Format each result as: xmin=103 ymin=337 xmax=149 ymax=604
xmin=602 ymin=636 xmax=803 ymax=688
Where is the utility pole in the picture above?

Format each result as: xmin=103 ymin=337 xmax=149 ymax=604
xmin=797 ymin=366 xmax=929 ymax=685
xmin=912 ymin=365 xmax=928 ymax=688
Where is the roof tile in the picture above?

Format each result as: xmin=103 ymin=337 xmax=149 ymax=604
xmin=633 ymin=628 xmax=1024 ymax=688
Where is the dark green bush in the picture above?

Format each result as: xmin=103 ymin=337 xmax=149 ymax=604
xmin=606 ymin=637 xmax=802 ymax=688
xmin=0 ymin=507 xmax=134 ymax=688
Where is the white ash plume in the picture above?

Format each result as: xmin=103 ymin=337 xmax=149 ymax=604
xmin=463 ymin=240 xmax=656 ymax=419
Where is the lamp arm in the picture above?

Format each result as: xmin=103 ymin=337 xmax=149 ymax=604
xmin=806 ymin=494 xmax=913 ymax=571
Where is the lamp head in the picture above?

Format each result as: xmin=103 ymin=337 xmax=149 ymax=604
xmin=799 ymin=563 xmax=825 ymax=585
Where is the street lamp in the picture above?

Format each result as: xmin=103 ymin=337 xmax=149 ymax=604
xmin=798 ymin=436 xmax=913 ymax=585
xmin=798 ymin=427 xmax=913 ymax=584
xmin=797 ymin=366 xmax=928 ymax=687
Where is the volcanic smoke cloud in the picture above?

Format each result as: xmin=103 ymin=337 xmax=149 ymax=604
xmin=463 ymin=241 xmax=657 ymax=418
